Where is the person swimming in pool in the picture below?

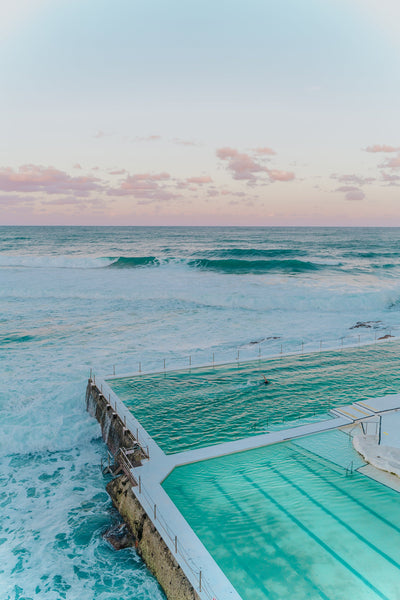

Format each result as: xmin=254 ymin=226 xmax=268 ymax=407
xmin=263 ymin=375 xmax=270 ymax=385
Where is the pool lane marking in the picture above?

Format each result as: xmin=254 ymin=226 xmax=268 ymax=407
xmin=291 ymin=454 xmax=400 ymax=535
xmin=212 ymin=479 xmax=330 ymax=600
xmin=259 ymin=465 xmax=400 ymax=589
xmin=173 ymin=484 xmax=274 ymax=600
xmin=242 ymin=472 xmax=391 ymax=600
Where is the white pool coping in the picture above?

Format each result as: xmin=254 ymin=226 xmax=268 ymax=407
xmin=95 ymin=374 xmax=400 ymax=600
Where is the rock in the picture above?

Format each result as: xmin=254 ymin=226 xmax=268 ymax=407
xmin=378 ymin=334 xmax=394 ymax=340
xmin=103 ymin=522 xmax=135 ymax=550
xmin=350 ymin=320 xmax=382 ymax=330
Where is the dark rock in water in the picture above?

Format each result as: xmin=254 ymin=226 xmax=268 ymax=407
xmin=378 ymin=334 xmax=394 ymax=340
xmin=103 ymin=522 xmax=134 ymax=550
xmin=350 ymin=321 xmax=382 ymax=329
xmin=249 ymin=336 xmax=280 ymax=345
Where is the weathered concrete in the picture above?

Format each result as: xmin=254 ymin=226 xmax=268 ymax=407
xmin=87 ymin=380 xmax=200 ymax=600
xmin=107 ymin=476 xmax=200 ymax=600
xmin=86 ymin=380 xmax=143 ymax=464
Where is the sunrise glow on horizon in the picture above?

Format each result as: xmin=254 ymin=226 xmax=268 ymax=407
xmin=1 ymin=0 xmax=400 ymax=226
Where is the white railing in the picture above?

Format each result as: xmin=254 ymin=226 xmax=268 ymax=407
xmin=97 ymin=325 xmax=398 ymax=379
xmin=136 ymin=476 xmax=218 ymax=600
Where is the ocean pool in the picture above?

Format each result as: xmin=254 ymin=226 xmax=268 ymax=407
xmin=163 ymin=429 xmax=400 ymax=600
xmin=108 ymin=341 xmax=400 ymax=454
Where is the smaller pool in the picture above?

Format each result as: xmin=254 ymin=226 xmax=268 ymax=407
xmin=108 ymin=341 xmax=400 ymax=454
xmin=163 ymin=429 xmax=400 ymax=600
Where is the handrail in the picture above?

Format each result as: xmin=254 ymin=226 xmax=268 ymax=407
xmin=137 ymin=476 xmax=218 ymax=600
xmin=100 ymin=326 xmax=398 ymax=379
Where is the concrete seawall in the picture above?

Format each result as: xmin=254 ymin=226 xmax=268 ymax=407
xmin=86 ymin=380 xmax=200 ymax=600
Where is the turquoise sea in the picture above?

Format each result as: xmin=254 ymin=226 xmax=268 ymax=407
xmin=2 ymin=226 xmax=400 ymax=599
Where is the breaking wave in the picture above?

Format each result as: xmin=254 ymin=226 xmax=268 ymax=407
xmin=107 ymin=256 xmax=159 ymax=268
xmin=187 ymin=258 xmax=324 ymax=274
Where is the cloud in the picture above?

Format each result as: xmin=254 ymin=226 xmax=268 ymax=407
xmin=0 ymin=165 xmax=103 ymax=197
xmin=137 ymin=135 xmax=162 ymax=142
xmin=93 ymin=130 xmax=110 ymax=139
xmin=217 ymin=146 xmax=294 ymax=184
xmin=216 ymin=147 xmax=266 ymax=182
xmin=379 ymin=154 xmax=400 ymax=169
xmin=186 ymin=175 xmax=213 ymax=185
xmin=364 ymin=144 xmax=400 ymax=153
xmin=172 ymin=138 xmax=200 ymax=147
xmin=331 ymin=173 xmax=375 ymax=186
xmin=253 ymin=147 xmax=276 ymax=156
xmin=109 ymin=169 xmax=127 ymax=175
xmin=381 ymin=172 xmax=400 ymax=185
xmin=267 ymin=169 xmax=295 ymax=182
xmin=108 ymin=172 xmax=179 ymax=202
xmin=336 ymin=186 xmax=365 ymax=201
xmin=0 ymin=194 xmax=36 ymax=205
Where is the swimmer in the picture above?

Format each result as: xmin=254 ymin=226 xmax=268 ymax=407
xmin=263 ymin=375 xmax=270 ymax=385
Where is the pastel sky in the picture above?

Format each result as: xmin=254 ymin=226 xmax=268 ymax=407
xmin=1 ymin=0 xmax=400 ymax=225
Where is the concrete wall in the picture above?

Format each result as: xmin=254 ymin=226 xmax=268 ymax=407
xmin=86 ymin=380 xmax=200 ymax=600
xmin=107 ymin=476 xmax=200 ymax=600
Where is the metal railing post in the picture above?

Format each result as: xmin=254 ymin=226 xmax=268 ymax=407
xmin=199 ymin=570 xmax=202 ymax=592
xmin=174 ymin=535 xmax=177 ymax=553
xmin=139 ymin=476 xmax=141 ymax=494
xmin=113 ymin=365 xmax=115 ymax=376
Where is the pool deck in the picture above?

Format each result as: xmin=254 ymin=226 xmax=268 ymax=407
xmin=91 ymin=371 xmax=400 ymax=600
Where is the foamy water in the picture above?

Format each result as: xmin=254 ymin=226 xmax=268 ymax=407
xmin=1 ymin=226 xmax=400 ymax=599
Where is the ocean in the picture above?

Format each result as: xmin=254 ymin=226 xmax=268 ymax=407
xmin=1 ymin=226 xmax=400 ymax=600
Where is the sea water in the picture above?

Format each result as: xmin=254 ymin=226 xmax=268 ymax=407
xmin=1 ymin=226 xmax=400 ymax=599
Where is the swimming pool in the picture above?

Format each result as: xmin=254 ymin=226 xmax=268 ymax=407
xmin=107 ymin=341 xmax=400 ymax=454
xmin=162 ymin=429 xmax=400 ymax=600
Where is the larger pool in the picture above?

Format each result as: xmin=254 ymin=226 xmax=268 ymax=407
xmin=163 ymin=429 xmax=400 ymax=600
xmin=107 ymin=341 xmax=400 ymax=454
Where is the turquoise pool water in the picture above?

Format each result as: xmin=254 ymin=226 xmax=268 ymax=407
xmin=108 ymin=341 xmax=400 ymax=454
xmin=163 ymin=430 xmax=400 ymax=600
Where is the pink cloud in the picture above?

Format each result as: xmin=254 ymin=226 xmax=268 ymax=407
xmin=216 ymin=147 xmax=266 ymax=181
xmin=108 ymin=172 xmax=178 ymax=202
xmin=253 ymin=147 xmax=276 ymax=156
xmin=109 ymin=169 xmax=127 ymax=175
xmin=381 ymin=172 xmax=400 ymax=184
xmin=93 ymin=130 xmax=109 ymax=139
xmin=186 ymin=175 xmax=213 ymax=185
xmin=364 ymin=144 xmax=400 ymax=153
xmin=217 ymin=146 xmax=294 ymax=184
xmin=0 ymin=194 xmax=36 ymax=204
xmin=379 ymin=154 xmax=400 ymax=169
xmin=0 ymin=165 xmax=103 ymax=197
xmin=267 ymin=169 xmax=295 ymax=182
xmin=173 ymin=138 xmax=200 ymax=147
xmin=336 ymin=186 xmax=365 ymax=201
xmin=331 ymin=173 xmax=375 ymax=186
xmin=137 ymin=135 xmax=162 ymax=142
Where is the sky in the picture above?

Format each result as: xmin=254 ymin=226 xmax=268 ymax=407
xmin=1 ymin=0 xmax=400 ymax=226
